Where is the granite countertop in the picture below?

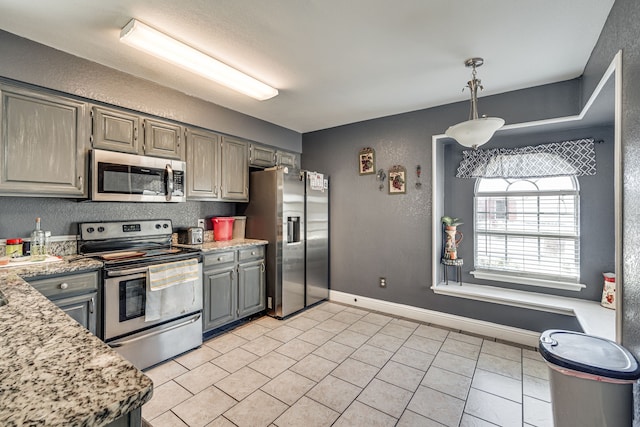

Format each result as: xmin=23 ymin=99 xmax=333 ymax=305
xmin=0 ymin=256 xmax=153 ymax=426
xmin=176 ymin=238 xmax=268 ymax=253
xmin=0 ymin=255 xmax=103 ymax=280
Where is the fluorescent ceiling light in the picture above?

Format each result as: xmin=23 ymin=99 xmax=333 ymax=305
xmin=120 ymin=19 xmax=278 ymax=101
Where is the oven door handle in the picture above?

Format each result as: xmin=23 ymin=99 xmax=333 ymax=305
xmin=108 ymin=314 xmax=201 ymax=348
xmin=106 ymin=267 xmax=149 ymax=277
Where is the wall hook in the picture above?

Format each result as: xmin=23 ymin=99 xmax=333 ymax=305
xmin=376 ymin=169 xmax=386 ymax=191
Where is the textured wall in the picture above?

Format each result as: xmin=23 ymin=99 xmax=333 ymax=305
xmin=582 ymin=0 xmax=640 ymax=360
xmin=302 ymin=79 xmax=584 ymax=331
xmin=0 ymin=30 xmax=301 ymax=152
xmin=444 ymin=125 xmax=615 ymax=301
xmin=0 ymin=197 xmax=236 ymax=238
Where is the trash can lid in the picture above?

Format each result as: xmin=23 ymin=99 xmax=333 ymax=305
xmin=539 ymin=329 xmax=640 ymax=381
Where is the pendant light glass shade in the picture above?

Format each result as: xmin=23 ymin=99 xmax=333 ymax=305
xmin=445 ymin=116 xmax=505 ymax=148
xmin=445 ymin=58 xmax=503 ymax=149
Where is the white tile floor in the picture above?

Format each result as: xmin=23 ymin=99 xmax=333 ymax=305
xmin=141 ymin=302 xmax=553 ymax=427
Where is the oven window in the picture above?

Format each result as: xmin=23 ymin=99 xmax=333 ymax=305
xmin=119 ymin=277 xmax=146 ymax=322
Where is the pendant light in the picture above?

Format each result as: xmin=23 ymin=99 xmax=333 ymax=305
xmin=445 ymin=58 xmax=504 ymax=149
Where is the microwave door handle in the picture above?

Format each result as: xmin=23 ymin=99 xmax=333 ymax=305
xmin=166 ymin=164 xmax=174 ymax=201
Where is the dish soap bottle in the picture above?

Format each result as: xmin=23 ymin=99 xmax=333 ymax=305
xmin=30 ymin=217 xmax=46 ymax=261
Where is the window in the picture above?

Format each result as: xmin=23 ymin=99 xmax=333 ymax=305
xmin=473 ymin=175 xmax=580 ymax=285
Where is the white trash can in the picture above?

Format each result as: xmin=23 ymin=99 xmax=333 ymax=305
xmin=539 ymin=330 xmax=640 ymax=427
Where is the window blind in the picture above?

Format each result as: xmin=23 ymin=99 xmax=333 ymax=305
xmin=474 ymin=191 xmax=579 ymax=281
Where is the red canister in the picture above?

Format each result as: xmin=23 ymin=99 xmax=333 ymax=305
xmin=6 ymin=238 xmax=23 ymax=257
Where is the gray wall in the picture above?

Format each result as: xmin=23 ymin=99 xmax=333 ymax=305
xmin=0 ymin=197 xmax=235 ymax=238
xmin=0 ymin=30 xmax=301 ymax=152
xmin=302 ymin=79 xmax=585 ymax=332
xmin=443 ymin=125 xmax=615 ymax=301
xmin=581 ymin=0 xmax=640 ymax=359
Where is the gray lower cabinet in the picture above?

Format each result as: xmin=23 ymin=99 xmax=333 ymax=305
xmin=28 ymin=271 xmax=99 ymax=335
xmin=185 ymin=131 xmax=248 ymax=202
xmin=91 ymin=105 xmax=184 ymax=160
xmin=106 ymin=407 xmax=142 ymax=427
xmin=0 ymin=83 xmax=88 ymax=197
xmin=203 ymin=246 xmax=265 ymax=333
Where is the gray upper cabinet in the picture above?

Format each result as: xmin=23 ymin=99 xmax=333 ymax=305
xmin=90 ymin=105 xmax=183 ymax=160
xmin=249 ymin=143 xmax=276 ymax=168
xmin=0 ymin=83 xmax=88 ymax=197
xmin=276 ymin=150 xmax=299 ymax=169
xmin=91 ymin=106 xmax=140 ymax=154
xmin=185 ymin=131 xmax=248 ymax=202
xmin=186 ymin=128 xmax=220 ymax=200
xmin=220 ymin=136 xmax=249 ymax=201
xmin=28 ymin=271 xmax=99 ymax=335
xmin=144 ymin=118 xmax=184 ymax=160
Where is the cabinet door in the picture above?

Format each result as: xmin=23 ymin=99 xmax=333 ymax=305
xmin=238 ymin=259 xmax=266 ymax=318
xmin=220 ymin=136 xmax=249 ymax=201
xmin=91 ymin=106 xmax=140 ymax=154
xmin=249 ymin=143 xmax=276 ymax=168
xmin=186 ymin=128 xmax=220 ymax=200
xmin=143 ymin=118 xmax=184 ymax=160
xmin=0 ymin=84 xmax=87 ymax=197
xmin=276 ymin=150 xmax=298 ymax=169
xmin=203 ymin=265 xmax=237 ymax=332
xmin=55 ymin=292 xmax=97 ymax=335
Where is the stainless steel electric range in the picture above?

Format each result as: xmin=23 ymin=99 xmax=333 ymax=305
xmin=78 ymin=219 xmax=203 ymax=370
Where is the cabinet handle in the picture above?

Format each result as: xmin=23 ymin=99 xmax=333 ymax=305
xmin=59 ymin=282 xmax=69 ymax=290
xmin=89 ymin=297 xmax=95 ymax=314
xmin=217 ymin=256 xmax=223 ymax=261
xmin=78 ymin=176 xmax=83 ymax=188
xmin=261 ymin=262 xmax=265 ymax=273
xmin=251 ymin=251 xmax=256 ymax=256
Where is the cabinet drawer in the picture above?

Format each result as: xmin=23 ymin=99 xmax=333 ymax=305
xmin=204 ymin=251 xmax=236 ymax=268
xmin=29 ymin=271 xmax=99 ymax=299
xmin=238 ymin=246 xmax=265 ymax=262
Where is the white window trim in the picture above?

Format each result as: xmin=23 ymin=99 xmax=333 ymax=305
xmin=470 ymin=270 xmax=586 ymax=291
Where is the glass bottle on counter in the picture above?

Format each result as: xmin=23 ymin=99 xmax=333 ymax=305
xmin=30 ymin=217 xmax=46 ymax=261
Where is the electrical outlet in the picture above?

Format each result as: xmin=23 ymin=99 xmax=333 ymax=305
xmin=197 ymin=218 xmax=205 ymax=229
xmin=379 ymin=277 xmax=387 ymax=288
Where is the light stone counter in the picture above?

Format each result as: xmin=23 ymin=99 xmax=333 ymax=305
xmin=0 ymin=256 xmax=153 ymax=426
xmin=176 ymin=238 xmax=268 ymax=253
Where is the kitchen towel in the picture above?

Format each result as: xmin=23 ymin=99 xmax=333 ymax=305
xmin=147 ymin=258 xmax=199 ymax=290
xmin=145 ymin=258 xmax=201 ymax=322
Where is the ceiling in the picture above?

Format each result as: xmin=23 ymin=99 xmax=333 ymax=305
xmin=0 ymin=1 xmax=614 ymax=133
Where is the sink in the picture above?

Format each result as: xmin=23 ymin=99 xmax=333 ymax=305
xmin=0 ymin=290 xmax=7 ymax=307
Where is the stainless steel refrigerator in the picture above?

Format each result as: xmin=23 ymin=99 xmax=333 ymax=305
xmin=245 ymin=168 xmax=329 ymax=318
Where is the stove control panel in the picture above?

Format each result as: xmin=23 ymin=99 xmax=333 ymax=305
xmin=79 ymin=219 xmax=173 ymax=240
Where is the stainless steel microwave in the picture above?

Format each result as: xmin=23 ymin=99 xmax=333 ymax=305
xmin=91 ymin=149 xmax=186 ymax=202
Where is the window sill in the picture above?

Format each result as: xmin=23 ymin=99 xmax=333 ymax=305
xmin=431 ymin=281 xmax=615 ymax=341
xmin=470 ymin=270 xmax=586 ymax=292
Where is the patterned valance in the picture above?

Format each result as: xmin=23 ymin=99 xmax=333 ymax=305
xmin=455 ymin=138 xmax=596 ymax=179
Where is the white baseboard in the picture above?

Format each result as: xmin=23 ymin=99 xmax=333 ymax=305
xmin=329 ymin=290 xmax=541 ymax=348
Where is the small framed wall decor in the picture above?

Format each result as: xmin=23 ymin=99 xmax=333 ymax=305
xmin=388 ymin=165 xmax=406 ymax=194
xmin=358 ymin=147 xmax=376 ymax=175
